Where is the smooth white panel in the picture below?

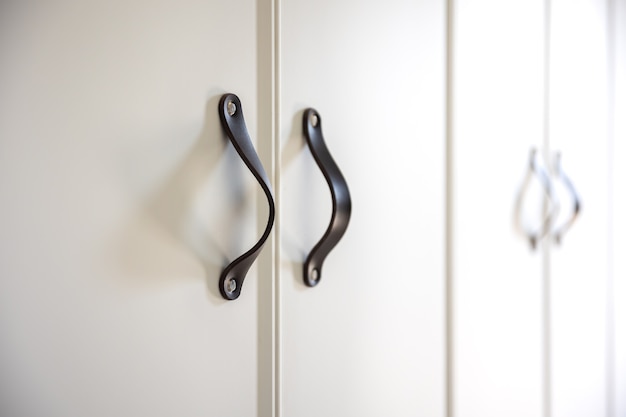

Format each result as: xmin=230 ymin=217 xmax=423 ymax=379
xmin=611 ymin=0 xmax=626 ymax=415
xmin=453 ymin=1 xmax=545 ymax=416
xmin=548 ymin=1 xmax=611 ymax=416
xmin=279 ymin=0 xmax=446 ymax=416
xmin=0 ymin=1 xmax=270 ymax=416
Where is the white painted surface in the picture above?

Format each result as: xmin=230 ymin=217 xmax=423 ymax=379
xmin=452 ymin=1 xmax=545 ymax=416
xmin=548 ymin=1 xmax=611 ymax=416
xmin=278 ymin=0 xmax=446 ymax=416
xmin=611 ymin=1 xmax=626 ymax=416
xmin=1 ymin=2 xmax=623 ymax=417
xmin=0 ymin=1 xmax=272 ymax=416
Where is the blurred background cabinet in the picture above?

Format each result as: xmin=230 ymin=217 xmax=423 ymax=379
xmin=0 ymin=1 xmax=624 ymax=417
xmin=451 ymin=1 xmax=622 ymax=417
xmin=452 ymin=0 xmax=546 ymax=415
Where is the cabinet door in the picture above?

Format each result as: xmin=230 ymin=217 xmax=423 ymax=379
xmin=452 ymin=1 xmax=546 ymax=416
xmin=278 ymin=0 xmax=446 ymax=416
xmin=611 ymin=0 xmax=626 ymax=416
xmin=0 ymin=1 xmax=273 ymax=416
xmin=548 ymin=1 xmax=611 ymax=416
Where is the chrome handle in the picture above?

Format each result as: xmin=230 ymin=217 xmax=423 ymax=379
xmin=302 ymin=109 xmax=352 ymax=287
xmin=551 ymin=152 xmax=581 ymax=244
xmin=217 ymin=93 xmax=275 ymax=300
xmin=514 ymin=148 xmax=559 ymax=250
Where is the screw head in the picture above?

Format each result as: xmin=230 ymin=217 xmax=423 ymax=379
xmin=309 ymin=113 xmax=318 ymax=127
xmin=226 ymin=277 xmax=237 ymax=293
xmin=310 ymin=268 xmax=319 ymax=282
xmin=227 ymin=101 xmax=237 ymax=116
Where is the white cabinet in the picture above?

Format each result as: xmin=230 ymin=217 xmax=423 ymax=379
xmin=611 ymin=2 xmax=626 ymax=416
xmin=278 ymin=0 xmax=445 ymax=416
xmin=452 ymin=0 xmax=545 ymax=415
xmin=0 ymin=1 xmax=271 ymax=416
xmin=549 ymin=1 xmax=611 ymax=416
xmin=0 ymin=1 xmax=444 ymax=416
xmin=0 ymin=1 xmax=622 ymax=417
xmin=451 ymin=1 xmax=621 ymax=417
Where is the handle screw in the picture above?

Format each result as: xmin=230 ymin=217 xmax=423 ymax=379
xmin=310 ymin=268 xmax=319 ymax=283
xmin=227 ymin=101 xmax=237 ymax=116
xmin=226 ymin=277 xmax=237 ymax=293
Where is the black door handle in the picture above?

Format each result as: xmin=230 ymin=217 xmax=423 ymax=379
xmin=218 ymin=93 xmax=275 ymax=300
xmin=302 ymin=108 xmax=352 ymax=287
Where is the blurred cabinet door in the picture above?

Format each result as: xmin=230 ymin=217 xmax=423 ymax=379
xmin=611 ymin=1 xmax=626 ymax=416
xmin=452 ymin=1 xmax=546 ymax=416
xmin=548 ymin=0 xmax=611 ymax=416
xmin=278 ymin=0 xmax=446 ymax=416
xmin=453 ymin=1 xmax=619 ymax=417
xmin=0 ymin=1 xmax=273 ymax=416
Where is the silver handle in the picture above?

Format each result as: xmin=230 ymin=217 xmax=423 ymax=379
xmin=551 ymin=152 xmax=581 ymax=244
xmin=514 ymin=148 xmax=559 ymax=250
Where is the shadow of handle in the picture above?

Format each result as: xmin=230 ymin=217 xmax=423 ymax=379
xmin=218 ymin=93 xmax=275 ymax=300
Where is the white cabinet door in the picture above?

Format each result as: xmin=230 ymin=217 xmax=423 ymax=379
xmin=278 ymin=0 xmax=446 ymax=416
xmin=611 ymin=1 xmax=626 ymax=416
xmin=0 ymin=1 xmax=274 ymax=416
xmin=452 ymin=1 xmax=546 ymax=416
xmin=548 ymin=1 xmax=611 ymax=416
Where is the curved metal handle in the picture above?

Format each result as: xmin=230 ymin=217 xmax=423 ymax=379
xmin=218 ymin=93 xmax=275 ymax=300
xmin=551 ymin=152 xmax=581 ymax=244
xmin=514 ymin=148 xmax=558 ymax=250
xmin=302 ymin=108 xmax=352 ymax=287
